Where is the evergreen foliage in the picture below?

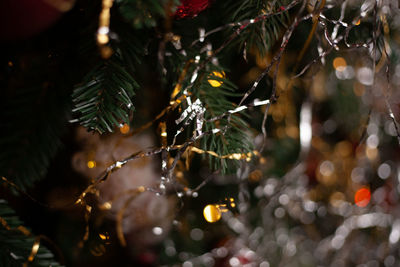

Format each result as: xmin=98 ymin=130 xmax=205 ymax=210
xmin=224 ymin=0 xmax=290 ymax=55
xmin=118 ymin=0 xmax=179 ymax=28
xmin=71 ymin=11 xmax=145 ymax=134
xmin=0 ymin=200 xmax=63 ymax=267
xmin=194 ymin=68 xmax=253 ymax=173
xmin=71 ymin=54 xmax=138 ymax=134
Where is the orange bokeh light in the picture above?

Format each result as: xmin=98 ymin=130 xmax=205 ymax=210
xmin=333 ymin=57 xmax=347 ymax=70
xmin=354 ymin=188 xmax=371 ymax=207
xmin=119 ymin=123 xmax=130 ymax=134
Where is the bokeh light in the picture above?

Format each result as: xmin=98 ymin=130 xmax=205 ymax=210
xmin=333 ymin=57 xmax=347 ymax=70
xmin=87 ymin=160 xmax=96 ymax=169
xmin=119 ymin=123 xmax=130 ymax=134
xmin=203 ymin=204 xmax=221 ymax=223
xmin=354 ymin=188 xmax=371 ymax=207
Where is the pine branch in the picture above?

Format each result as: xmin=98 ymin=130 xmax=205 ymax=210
xmin=194 ymin=67 xmax=253 ymax=173
xmin=118 ymin=0 xmax=179 ymax=29
xmin=71 ymin=54 xmax=138 ymax=134
xmin=0 ymin=200 xmax=63 ymax=267
xmin=72 ymin=11 xmax=147 ymax=134
xmin=223 ymin=0 xmax=290 ymax=55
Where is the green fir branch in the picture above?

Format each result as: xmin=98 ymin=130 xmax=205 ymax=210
xmin=0 ymin=200 xmax=63 ymax=267
xmin=194 ymin=67 xmax=253 ymax=173
xmin=224 ymin=0 xmax=290 ymax=55
xmin=72 ymin=14 xmax=146 ymax=134
xmin=118 ymin=0 xmax=179 ymax=29
xmin=71 ymin=54 xmax=138 ymax=134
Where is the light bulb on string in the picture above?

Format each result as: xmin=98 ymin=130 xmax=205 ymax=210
xmin=207 ymin=71 xmax=225 ymax=87
xmin=203 ymin=204 xmax=222 ymax=223
xmin=203 ymin=198 xmax=236 ymax=223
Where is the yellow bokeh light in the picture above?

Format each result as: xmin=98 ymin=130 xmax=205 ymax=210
xmin=334 ymin=141 xmax=352 ymax=157
xmin=87 ymin=160 xmax=96 ymax=169
xmin=100 ymin=46 xmax=113 ymax=59
xmin=259 ymin=157 xmax=267 ymax=165
xmin=119 ymin=123 xmax=130 ymax=134
xmin=97 ymin=34 xmax=109 ymax=45
xmin=355 ymin=19 xmax=361 ymax=26
xmin=203 ymin=204 xmax=221 ymax=223
xmin=207 ymin=71 xmax=225 ymax=87
xmin=330 ymin=191 xmax=346 ymax=208
xmin=100 ymin=202 xmax=112 ymax=210
xmin=99 ymin=233 xmax=109 ymax=240
xmin=366 ymin=147 xmax=378 ymax=161
xmin=286 ymin=125 xmax=299 ymax=139
xmin=333 ymin=57 xmax=347 ymax=70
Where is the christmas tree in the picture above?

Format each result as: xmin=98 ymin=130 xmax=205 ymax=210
xmin=1 ymin=0 xmax=400 ymax=266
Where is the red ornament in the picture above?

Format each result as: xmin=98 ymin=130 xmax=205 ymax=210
xmin=175 ymin=0 xmax=213 ymax=19
xmin=0 ymin=0 xmax=75 ymax=41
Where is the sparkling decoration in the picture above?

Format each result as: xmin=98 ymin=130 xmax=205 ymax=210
xmin=203 ymin=204 xmax=221 ymax=223
xmin=175 ymin=0 xmax=212 ymax=19
xmin=355 ymin=188 xmax=371 ymax=207
xmin=207 ymin=71 xmax=225 ymax=87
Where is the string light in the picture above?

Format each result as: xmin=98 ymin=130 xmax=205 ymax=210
xmin=207 ymin=71 xmax=225 ymax=87
xmin=203 ymin=204 xmax=222 ymax=223
xmin=228 ymin=198 xmax=236 ymax=208
xmin=203 ymin=199 xmax=235 ymax=223
xmin=99 ymin=233 xmax=109 ymax=240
